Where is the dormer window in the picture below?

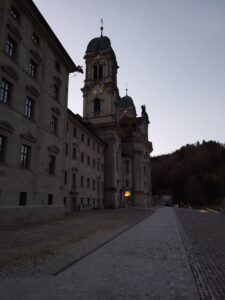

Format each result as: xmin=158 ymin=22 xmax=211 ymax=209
xmin=10 ymin=4 xmax=20 ymax=21
xmin=32 ymin=32 xmax=40 ymax=46
xmin=93 ymin=64 xmax=103 ymax=80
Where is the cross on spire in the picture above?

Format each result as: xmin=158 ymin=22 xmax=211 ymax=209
xmin=125 ymin=83 xmax=128 ymax=96
xmin=100 ymin=19 xmax=104 ymax=36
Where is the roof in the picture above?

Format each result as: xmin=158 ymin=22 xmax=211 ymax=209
xmin=120 ymin=95 xmax=135 ymax=108
xmin=86 ymin=36 xmax=112 ymax=52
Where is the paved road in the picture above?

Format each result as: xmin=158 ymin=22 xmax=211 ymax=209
xmin=0 ymin=207 xmax=199 ymax=299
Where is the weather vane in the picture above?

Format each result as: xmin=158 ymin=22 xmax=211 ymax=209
xmin=100 ymin=18 xmax=104 ymax=36
xmin=126 ymin=83 xmax=128 ymax=96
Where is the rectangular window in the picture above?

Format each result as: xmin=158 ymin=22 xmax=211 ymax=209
xmin=5 ymin=35 xmax=17 ymax=58
xmin=66 ymin=121 xmax=69 ymax=132
xmin=81 ymin=133 xmax=84 ymax=143
xmin=0 ymin=78 xmax=12 ymax=104
xmin=53 ymin=84 xmax=59 ymax=100
xmin=87 ymin=177 xmax=90 ymax=188
xmin=48 ymin=194 xmax=53 ymax=205
xmin=87 ymin=198 xmax=90 ymax=205
xmin=28 ymin=60 xmax=37 ymax=78
xmin=73 ymin=127 xmax=77 ymax=137
xmin=64 ymin=171 xmax=67 ymax=184
xmin=20 ymin=144 xmax=31 ymax=168
xmin=50 ymin=116 xmax=57 ymax=134
xmin=98 ymin=146 xmax=100 ymax=154
xmin=81 ymin=152 xmax=84 ymax=163
xmin=87 ymin=155 xmax=90 ymax=166
xmin=87 ymin=138 xmax=90 ymax=146
xmin=80 ymin=175 xmax=84 ymax=187
xmin=10 ymin=5 xmax=20 ymax=20
xmin=49 ymin=155 xmax=56 ymax=174
xmin=144 ymin=165 xmax=146 ymax=175
xmin=102 ymin=163 xmax=104 ymax=172
xmin=93 ymin=179 xmax=95 ymax=191
xmin=72 ymin=173 xmax=76 ymax=188
xmin=93 ymin=142 xmax=95 ymax=151
xmin=55 ymin=61 xmax=61 ymax=73
xmin=25 ymin=97 xmax=34 ymax=119
xmin=0 ymin=135 xmax=7 ymax=162
xmin=63 ymin=197 xmax=67 ymax=205
xmin=19 ymin=192 xmax=27 ymax=206
xmin=93 ymin=158 xmax=95 ymax=169
xmin=65 ymin=143 xmax=68 ymax=156
xmin=72 ymin=147 xmax=77 ymax=160
xmin=31 ymin=32 xmax=39 ymax=46
xmin=97 ymin=161 xmax=100 ymax=171
xmin=125 ymin=180 xmax=129 ymax=187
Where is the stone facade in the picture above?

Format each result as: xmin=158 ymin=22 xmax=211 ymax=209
xmin=82 ymin=34 xmax=153 ymax=208
xmin=0 ymin=0 xmax=152 ymax=225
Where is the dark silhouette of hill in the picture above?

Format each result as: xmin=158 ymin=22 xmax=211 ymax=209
xmin=151 ymin=141 xmax=225 ymax=207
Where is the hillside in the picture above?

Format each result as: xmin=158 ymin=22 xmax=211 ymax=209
xmin=151 ymin=141 xmax=225 ymax=207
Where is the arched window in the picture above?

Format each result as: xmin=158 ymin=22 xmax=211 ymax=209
xmin=93 ymin=64 xmax=103 ymax=80
xmin=94 ymin=98 xmax=101 ymax=113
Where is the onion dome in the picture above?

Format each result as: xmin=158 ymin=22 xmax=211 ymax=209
xmin=86 ymin=36 xmax=112 ymax=53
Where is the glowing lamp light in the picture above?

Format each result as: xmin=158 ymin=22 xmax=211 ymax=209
xmin=124 ymin=191 xmax=131 ymax=197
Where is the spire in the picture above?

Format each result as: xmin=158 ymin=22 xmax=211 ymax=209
xmin=125 ymin=83 xmax=128 ymax=96
xmin=100 ymin=18 xmax=104 ymax=36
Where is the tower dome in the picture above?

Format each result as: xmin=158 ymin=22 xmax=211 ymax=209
xmin=120 ymin=95 xmax=135 ymax=108
xmin=86 ymin=36 xmax=112 ymax=53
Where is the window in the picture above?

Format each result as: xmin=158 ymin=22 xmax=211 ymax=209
xmin=53 ymin=84 xmax=59 ymax=100
xmin=125 ymin=161 xmax=129 ymax=173
xmin=0 ymin=78 xmax=11 ymax=104
xmin=87 ymin=177 xmax=90 ymax=188
xmin=97 ymin=161 xmax=100 ymax=171
xmin=81 ymin=152 xmax=84 ymax=163
xmin=73 ymin=127 xmax=77 ymax=137
xmin=72 ymin=173 xmax=76 ymax=188
xmin=144 ymin=165 xmax=146 ymax=175
xmin=63 ymin=197 xmax=67 ymax=205
xmin=87 ymin=198 xmax=90 ymax=205
xmin=65 ymin=143 xmax=68 ymax=156
xmin=28 ymin=60 xmax=37 ymax=78
xmin=94 ymin=98 xmax=101 ymax=113
xmin=19 ymin=192 xmax=27 ymax=206
xmin=80 ymin=175 xmax=84 ymax=187
xmin=93 ymin=142 xmax=95 ymax=151
xmin=64 ymin=171 xmax=67 ymax=184
xmin=98 ymin=146 xmax=100 ymax=154
xmin=20 ymin=144 xmax=31 ymax=168
xmin=102 ymin=163 xmax=104 ymax=172
xmin=81 ymin=133 xmax=84 ymax=143
xmin=25 ymin=97 xmax=34 ymax=119
xmin=49 ymin=155 xmax=55 ymax=174
xmin=87 ymin=155 xmax=90 ymax=166
xmin=93 ymin=64 xmax=103 ymax=80
xmin=93 ymin=179 xmax=95 ymax=191
xmin=10 ymin=5 xmax=20 ymax=20
xmin=48 ymin=194 xmax=53 ymax=205
xmin=93 ymin=158 xmax=95 ymax=169
xmin=55 ymin=61 xmax=61 ymax=73
xmin=50 ymin=116 xmax=57 ymax=134
xmin=5 ymin=35 xmax=17 ymax=58
xmin=66 ymin=121 xmax=69 ymax=132
xmin=0 ymin=135 xmax=7 ymax=162
xmin=72 ymin=147 xmax=77 ymax=160
xmin=93 ymin=198 xmax=95 ymax=205
xmin=31 ymin=32 xmax=39 ymax=46
xmin=126 ymin=180 xmax=129 ymax=187
xmin=87 ymin=138 xmax=90 ymax=146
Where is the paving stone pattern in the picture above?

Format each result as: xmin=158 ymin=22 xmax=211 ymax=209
xmin=175 ymin=208 xmax=225 ymax=300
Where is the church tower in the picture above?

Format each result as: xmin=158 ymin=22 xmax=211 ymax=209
xmin=82 ymin=26 xmax=123 ymax=208
xmin=82 ymin=26 xmax=120 ymax=124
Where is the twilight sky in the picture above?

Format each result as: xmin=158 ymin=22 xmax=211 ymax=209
xmin=33 ymin=0 xmax=225 ymax=156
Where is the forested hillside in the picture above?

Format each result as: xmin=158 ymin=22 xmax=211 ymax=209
xmin=151 ymin=141 xmax=225 ymax=207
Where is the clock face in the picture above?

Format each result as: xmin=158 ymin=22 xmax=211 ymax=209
xmin=92 ymin=84 xmax=103 ymax=95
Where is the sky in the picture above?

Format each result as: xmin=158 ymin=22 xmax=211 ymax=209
xmin=33 ymin=0 xmax=225 ymax=156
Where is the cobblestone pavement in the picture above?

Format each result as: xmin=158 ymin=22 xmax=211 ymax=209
xmin=175 ymin=208 xmax=225 ymax=299
xmin=0 ymin=207 xmax=199 ymax=300
xmin=0 ymin=208 xmax=153 ymax=278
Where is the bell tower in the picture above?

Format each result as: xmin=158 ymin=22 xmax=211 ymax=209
xmin=82 ymin=26 xmax=120 ymax=125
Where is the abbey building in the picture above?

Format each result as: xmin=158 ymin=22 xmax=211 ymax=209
xmin=0 ymin=0 xmax=153 ymax=225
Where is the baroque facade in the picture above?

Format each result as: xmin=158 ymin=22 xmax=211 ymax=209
xmin=0 ymin=0 xmax=152 ymax=225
